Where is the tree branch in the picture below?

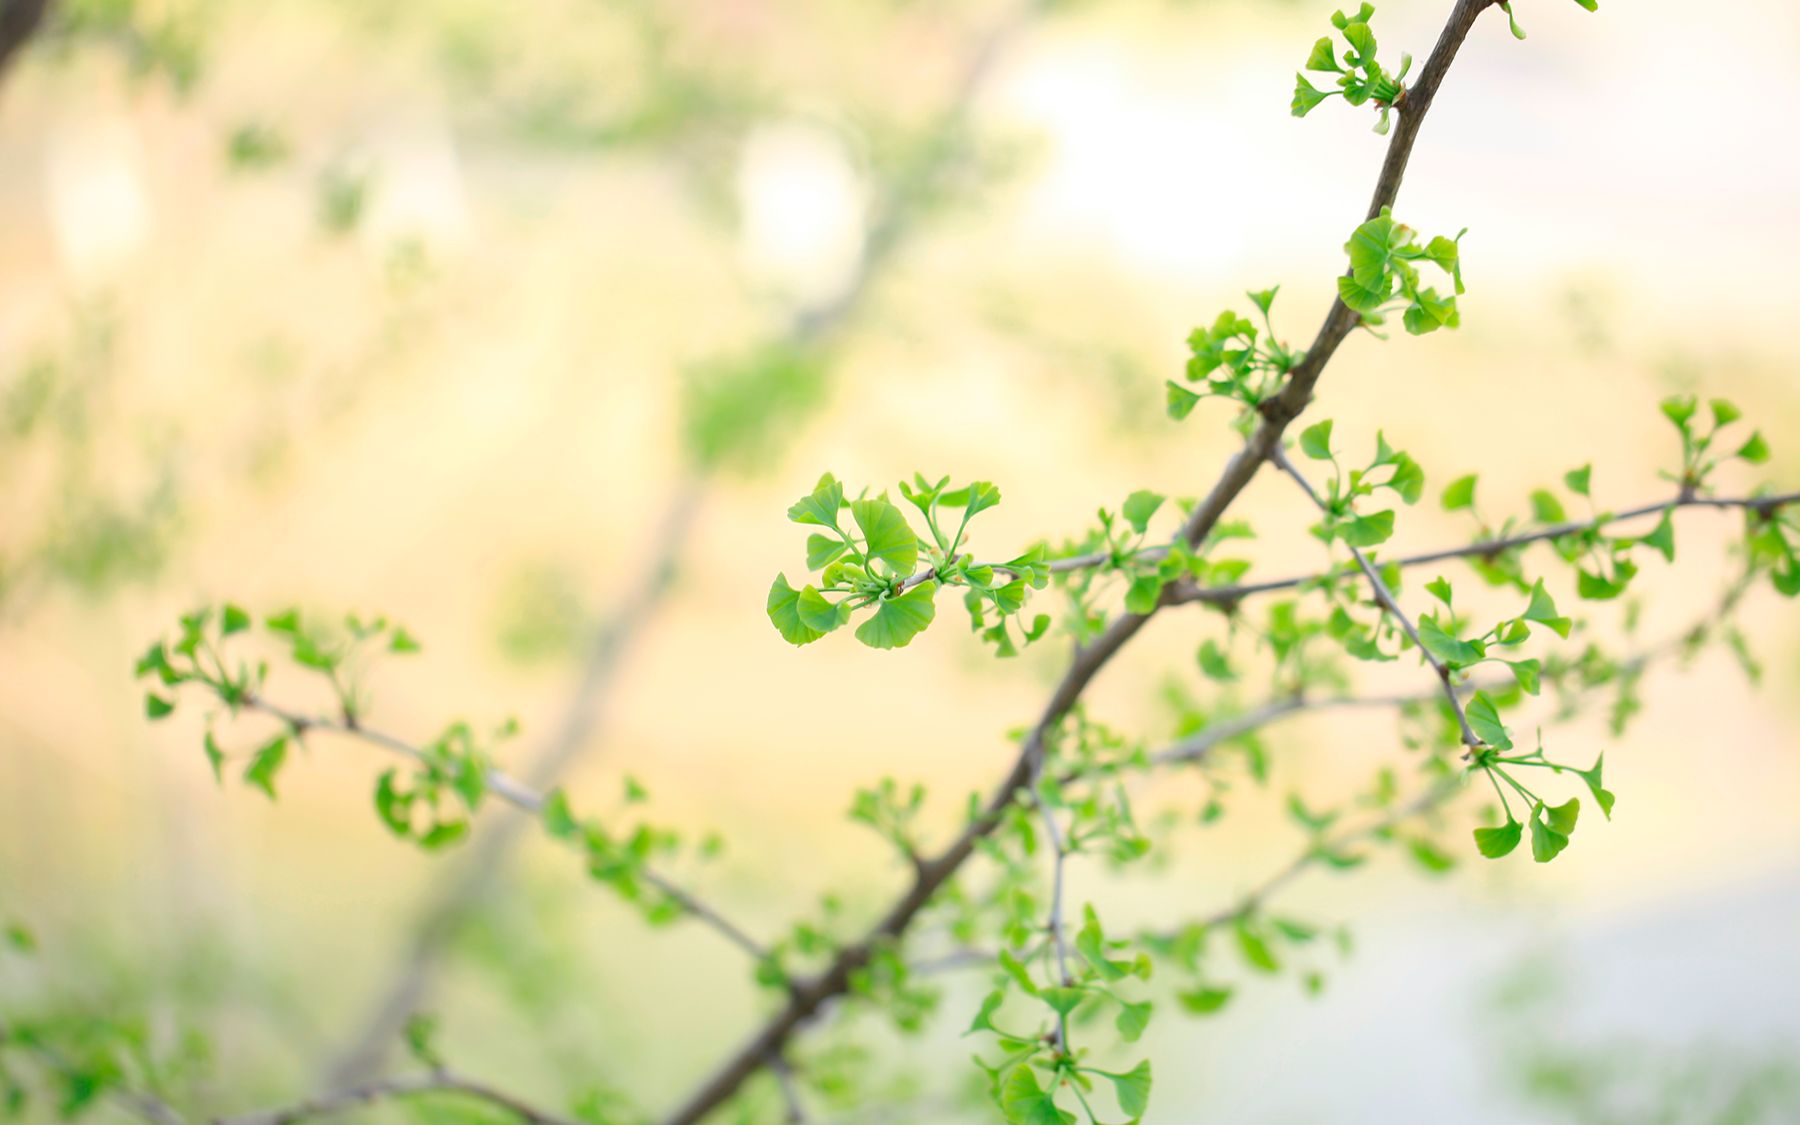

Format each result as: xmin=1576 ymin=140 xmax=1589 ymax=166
xmin=216 ymin=1069 xmax=580 ymax=1125
xmin=660 ymin=6 xmax=1499 ymax=1118
xmin=0 ymin=0 xmax=50 ymax=89
xmin=241 ymin=695 xmax=770 ymax=963
xmin=1271 ymin=445 xmax=1482 ymax=750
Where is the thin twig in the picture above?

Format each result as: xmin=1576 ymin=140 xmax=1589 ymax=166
xmin=242 ymin=696 xmax=770 ymax=963
xmin=767 ymin=1054 xmax=809 ymax=1124
xmin=215 ymin=1069 xmax=580 ymax=1125
xmin=660 ymin=5 xmax=1509 ymax=1121
xmin=1271 ymin=445 xmax=1482 ymax=750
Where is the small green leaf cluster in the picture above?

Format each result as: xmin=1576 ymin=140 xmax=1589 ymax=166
xmin=1470 ymin=737 xmax=1613 ymax=863
xmin=1296 ymin=420 xmax=1424 ymax=549
xmin=1166 ymin=288 xmax=1300 ymax=423
xmin=1418 ymin=577 xmax=1571 ymax=698
xmin=540 ymin=782 xmax=719 ymax=926
xmin=375 ymin=721 xmax=510 ymax=851
xmin=1337 ymin=209 xmax=1465 ymax=334
xmin=681 ymin=342 xmax=829 ymax=475
xmin=768 ymin=473 xmax=1049 ymax=653
xmin=1292 ymin=5 xmax=1413 ymax=134
xmin=135 ymin=605 xmax=421 ymax=798
xmin=1659 ymin=395 xmax=1769 ymax=492
xmin=968 ymin=907 xmax=1154 ymax=1125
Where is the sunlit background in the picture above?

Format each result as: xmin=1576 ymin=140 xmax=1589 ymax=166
xmin=2 ymin=0 xmax=1798 ymax=1121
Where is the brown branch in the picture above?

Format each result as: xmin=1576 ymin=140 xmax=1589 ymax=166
xmin=659 ymin=5 xmax=1500 ymax=1120
xmin=215 ymin=1069 xmax=580 ymax=1125
xmin=0 ymin=0 xmax=50 ymax=89
xmin=1271 ymin=445 xmax=1482 ymax=750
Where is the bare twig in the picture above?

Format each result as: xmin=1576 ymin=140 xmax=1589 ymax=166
xmin=768 ymin=1053 xmax=809 ymax=1124
xmin=241 ymin=695 xmax=770 ymax=963
xmin=659 ymin=7 xmax=1500 ymax=1120
xmin=1271 ymin=445 xmax=1482 ymax=750
xmin=216 ymin=1069 xmax=579 ymax=1125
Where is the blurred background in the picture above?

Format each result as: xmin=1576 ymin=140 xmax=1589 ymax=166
xmin=2 ymin=0 xmax=1798 ymax=1121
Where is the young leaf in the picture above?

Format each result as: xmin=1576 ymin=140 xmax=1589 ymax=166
xmin=767 ymin=575 xmax=831 ymax=646
xmin=854 ymin=583 xmax=938 ymax=650
xmin=851 ymin=498 xmax=919 ymax=576
xmin=1465 ymin=692 xmax=1513 ymax=750
xmin=1122 ymin=490 xmax=1166 ymax=534
xmin=1441 ymin=474 xmax=1477 ymax=512
xmin=1473 ymin=817 xmax=1522 ymax=858
xmin=1299 ymin=419 xmax=1334 ymax=461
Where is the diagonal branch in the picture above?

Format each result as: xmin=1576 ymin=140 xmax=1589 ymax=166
xmin=216 ymin=1069 xmax=580 ymax=1125
xmin=241 ymin=695 xmax=770 ymax=963
xmin=659 ymin=4 xmax=1502 ymax=1121
xmin=1270 ymin=445 xmax=1482 ymax=750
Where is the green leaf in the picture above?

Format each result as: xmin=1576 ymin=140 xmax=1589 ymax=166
xmin=967 ymin=989 xmax=1007 ymax=1036
xmin=221 ymin=603 xmax=252 ymax=636
xmin=145 ymin=693 xmax=175 ymax=720
xmin=787 ymin=473 xmax=845 ymax=527
xmin=1408 ymin=838 xmax=1456 ymax=873
xmin=1337 ymin=271 xmax=1390 ymax=315
xmin=1473 ymin=817 xmax=1522 ymax=858
xmin=1039 ymin=986 xmax=1086 ymax=1017
xmin=541 ymin=789 xmax=580 ymax=838
xmin=374 ymin=770 xmax=411 ymax=836
xmin=1304 ymin=37 xmax=1341 ymax=72
xmin=1507 ymin=658 xmax=1542 ymax=695
xmin=1660 ymin=395 xmax=1697 ymax=432
xmin=796 ymin=586 xmax=851 ymax=635
xmin=1124 ymin=575 xmax=1164 ymax=615
xmin=1563 ymin=464 xmax=1591 ymax=496
xmin=1530 ymin=807 xmax=1571 ymax=863
xmin=1500 ymin=3 xmax=1527 ymax=41
xmin=389 ymin=627 xmax=422 ymax=654
xmin=1574 ymin=755 xmax=1616 ymax=820
xmin=202 ymin=730 xmax=225 ymax=785
xmin=767 ymin=575 xmax=830 ymax=646
xmin=805 ymin=533 xmax=846 ymax=570
xmin=1530 ymin=490 xmax=1567 ymax=524
xmin=1100 ymin=1061 xmax=1152 ymax=1118
xmin=1522 ymin=580 xmax=1572 ymax=638
xmin=1340 ymin=509 xmax=1394 ymax=547
xmin=1642 ymin=511 xmax=1676 ymax=562
xmin=1544 ymin=796 xmax=1580 ymax=836
xmin=243 ymin=735 xmax=288 ymax=800
xmin=1441 ymin=474 xmax=1477 ymax=512
xmin=1166 ymin=381 xmax=1202 ymax=420
xmin=851 ymin=498 xmax=919 ymax=577
xmin=1292 ymin=73 xmax=1333 ymax=117
xmin=1710 ymin=399 xmax=1742 ymax=427
xmin=419 ymin=821 xmax=468 ymax=850
xmin=854 ymin=583 xmax=937 ymax=650
xmin=1122 ymin=490 xmax=1165 ymax=534
xmin=999 ymin=1066 xmax=1074 ymax=1125
xmin=1736 ymin=431 xmax=1770 ymax=464
xmin=1197 ymin=638 xmax=1236 ymax=682
xmin=1299 ymin=419 xmax=1334 ymax=461
xmin=1116 ymin=999 xmax=1154 ymax=1043
xmin=1235 ymin=918 xmax=1279 ymax=974
xmin=1466 ymin=692 xmax=1513 ymax=750
xmin=1425 ymin=575 xmax=1453 ymax=606
xmin=1418 ymin=614 xmax=1481 ymax=667
xmin=1178 ymin=986 xmax=1233 ymax=1015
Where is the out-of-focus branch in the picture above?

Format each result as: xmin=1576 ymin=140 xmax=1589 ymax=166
xmin=0 ymin=0 xmax=50 ymax=88
xmin=324 ymin=6 xmax=1038 ymax=1086
xmin=216 ymin=1069 xmax=580 ymax=1125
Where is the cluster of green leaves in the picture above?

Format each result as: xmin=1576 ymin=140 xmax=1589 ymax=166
xmin=1292 ymin=4 xmax=1412 ymax=134
xmin=1660 ymin=395 xmax=1770 ymax=493
xmin=1295 ymin=420 xmax=1424 ymax=550
xmin=768 ymin=473 xmax=1050 ymax=653
xmin=1469 ymin=737 xmax=1613 ymax=864
xmin=1337 ymin=209 xmax=1465 ymax=334
xmin=375 ymin=721 xmax=513 ymax=851
xmin=135 ymin=605 xmax=420 ymax=798
xmin=1166 ymin=288 xmax=1300 ymax=424
xmin=540 ymin=781 xmax=723 ymax=928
